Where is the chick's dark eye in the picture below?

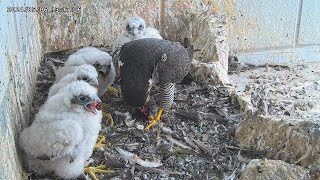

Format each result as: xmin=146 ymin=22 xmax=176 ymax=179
xmin=78 ymin=95 xmax=88 ymax=102
xmin=126 ymin=25 xmax=130 ymax=30
xmin=94 ymin=63 xmax=101 ymax=69
xmin=138 ymin=25 xmax=144 ymax=29
xmin=82 ymin=76 xmax=88 ymax=81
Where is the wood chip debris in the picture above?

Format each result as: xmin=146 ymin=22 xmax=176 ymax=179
xmin=115 ymin=146 xmax=162 ymax=168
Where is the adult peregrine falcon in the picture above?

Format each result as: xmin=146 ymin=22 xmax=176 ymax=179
xmin=114 ymin=38 xmax=194 ymax=129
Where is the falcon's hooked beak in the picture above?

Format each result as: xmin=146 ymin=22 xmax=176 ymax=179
xmin=85 ymin=95 xmax=102 ymax=114
xmin=132 ymin=28 xmax=139 ymax=36
xmin=98 ymin=64 xmax=111 ymax=81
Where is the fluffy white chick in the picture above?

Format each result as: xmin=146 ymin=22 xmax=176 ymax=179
xmin=48 ymin=64 xmax=98 ymax=97
xmin=55 ymin=47 xmax=116 ymax=97
xmin=19 ymin=81 xmax=102 ymax=179
xmin=111 ymin=16 xmax=163 ymax=53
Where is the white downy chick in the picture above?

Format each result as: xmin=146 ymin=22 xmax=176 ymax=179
xmin=19 ymin=81 xmax=102 ymax=179
xmin=111 ymin=16 xmax=162 ymax=53
xmin=55 ymin=47 xmax=116 ymax=97
xmin=48 ymin=64 xmax=98 ymax=97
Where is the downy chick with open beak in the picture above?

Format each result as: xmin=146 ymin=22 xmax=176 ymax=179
xmin=55 ymin=47 xmax=115 ymax=97
xmin=19 ymin=81 xmax=103 ymax=179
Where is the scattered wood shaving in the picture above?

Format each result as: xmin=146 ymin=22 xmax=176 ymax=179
xmin=115 ymin=146 xmax=162 ymax=168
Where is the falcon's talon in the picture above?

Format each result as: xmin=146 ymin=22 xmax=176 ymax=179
xmin=94 ymin=135 xmax=107 ymax=150
xmin=102 ymin=103 xmax=111 ymax=109
xmin=145 ymin=107 xmax=164 ymax=130
xmin=102 ymin=112 xmax=114 ymax=127
xmin=84 ymin=165 xmax=115 ymax=180
xmin=148 ymin=115 xmax=154 ymax=120
xmin=107 ymin=86 xmax=119 ymax=96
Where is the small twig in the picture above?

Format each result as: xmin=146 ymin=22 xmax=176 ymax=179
xmin=225 ymin=145 xmax=240 ymax=150
xmin=135 ymin=165 xmax=184 ymax=175
xmin=191 ymin=138 xmax=214 ymax=157
xmin=166 ymin=135 xmax=192 ymax=150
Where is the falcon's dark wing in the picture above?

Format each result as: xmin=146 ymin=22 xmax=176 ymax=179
xmin=118 ymin=38 xmax=193 ymax=107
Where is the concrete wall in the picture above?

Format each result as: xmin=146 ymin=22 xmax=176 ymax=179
xmin=37 ymin=0 xmax=224 ymax=53
xmin=38 ymin=0 xmax=319 ymax=64
xmin=0 ymin=0 xmax=42 ymax=179
xmin=211 ymin=0 xmax=320 ymax=65
xmin=38 ymin=0 xmax=161 ymax=53
xmin=0 ymin=0 xmax=318 ymax=179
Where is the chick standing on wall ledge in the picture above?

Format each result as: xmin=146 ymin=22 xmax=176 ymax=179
xmin=111 ymin=16 xmax=162 ymax=54
xmin=55 ymin=47 xmax=116 ymax=97
xmin=19 ymin=81 xmax=102 ymax=179
xmin=114 ymin=38 xmax=194 ymax=129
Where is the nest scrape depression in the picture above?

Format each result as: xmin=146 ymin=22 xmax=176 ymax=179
xmin=28 ymin=48 xmax=260 ymax=180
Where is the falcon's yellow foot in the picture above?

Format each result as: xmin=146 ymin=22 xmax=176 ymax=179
xmin=103 ymin=112 xmax=114 ymax=127
xmin=84 ymin=165 xmax=115 ymax=180
xmin=102 ymin=103 xmax=113 ymax=127
xmin=107 ymin=86 xmax=120 ymax=96
xmin=102 ymin=103 xmax=111 ymax=110
xmin=94 ymin=135 xmax=107 ymax=150
xmin=145 ymin=107 xmax=164 ymax=130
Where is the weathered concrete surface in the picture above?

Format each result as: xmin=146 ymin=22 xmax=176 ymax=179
xmin=212 ymin=0 xmax=299 ymax=52
xmin=0 ymin=0 xmax=42 ymax=179
xmin=236 ymin=46 xmax=320 ymax=66
xmin=38 ymin=0 xmax=112 ymax=53
xmin=188 ymin=12 xmax=229 ymax=84
xmin=236 ymin=116 xmax=320 ymax=167
xmin=231 ymin=63 xmax=320 ymax=167
xmin=230 ymin=63 xmax=320 ymax=121
xmin=38 ymin=0 xmax=230 ymax=84
xmin=160 ymin=0 xmax=210 ymax=41
xmin=190 ymin=59 xmax=230 ymax=85
xmin=239 ymin=159 xmax=310 ymax=180
xmin=299 ymin=1 xmax=320 ymax=45
xmin=211 ymin=0 xmax=320 ymax=65
xmin=38 ymin=0 xmax=320 ymax=66
xmin=38 ymin=0 xmax=160 ymax=53
xmin=160 ymin=0 xmax=229 ymax=84
xmin=191 ymin=13 xmax=228 ymax=66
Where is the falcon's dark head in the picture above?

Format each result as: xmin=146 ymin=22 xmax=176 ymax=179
xmin=126 ymin=16 xmax=146 ymax=37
